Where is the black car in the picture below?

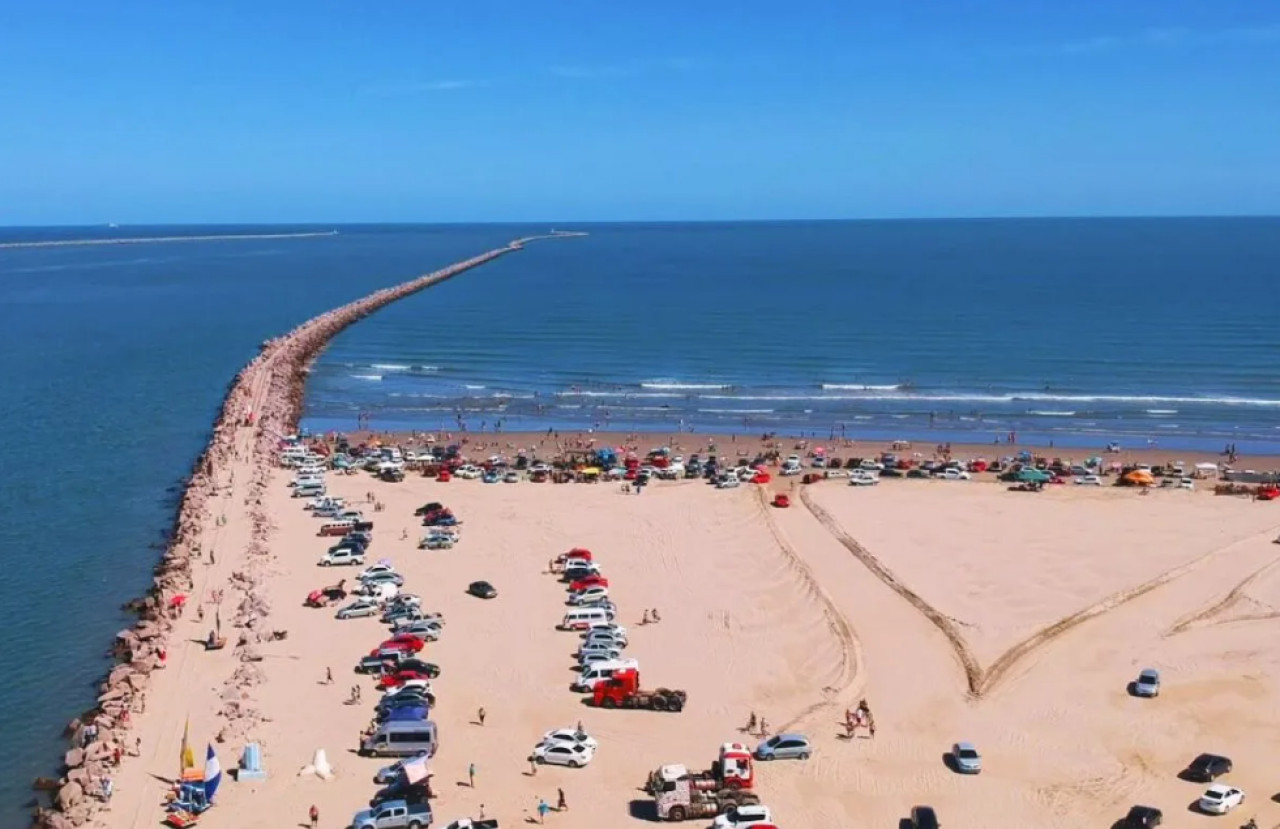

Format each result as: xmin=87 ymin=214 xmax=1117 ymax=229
xmin=1184 ymin=753 xmax=1232 ymax=782
xmin=1122 ymin=805 xmax=1163 ymax=828
xmin=910 ymin=805 xmax=940 ymax=829
xmin=396 ymin=659 xmax=440 ymax=678
xmin=414 ymin=502 xmax=445 ymax=516
xmin=467 ymin=580 xmax=498 ymax=599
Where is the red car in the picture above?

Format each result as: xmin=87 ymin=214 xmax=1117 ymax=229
xmin=377 ymin=669 xmax=432 ymax=690
xmin=373 ymin=634 xmax=425 ymax=655
xmin=569 ymin=574 xmax=609 ymax=592
xmin=772 ymin=494 xmax=791 ymax=508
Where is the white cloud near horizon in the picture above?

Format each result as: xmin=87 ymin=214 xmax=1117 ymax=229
xmin=1060 ymin=24 xmax=1280 ymax=54
xmin=357 ymin=79 xmax=488 ymax=97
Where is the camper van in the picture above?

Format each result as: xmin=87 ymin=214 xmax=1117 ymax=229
xmin=559 ymin=608 xmax=611 ymax=631
xmin=359 ymin=720 xmax=438 ymax=758
xmin=571 ymin=658 xmax=639 ymax=692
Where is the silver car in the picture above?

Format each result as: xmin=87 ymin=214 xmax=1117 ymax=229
xmin=754 ymin=733 xmax=812 ymax=761
xmin=1133 ymin=668 xmax=1161 ymax=697
xmin=336 ymin=599 xmax=379 ymax=620
xmin=951 ymin=741 xmax=982 ymax=774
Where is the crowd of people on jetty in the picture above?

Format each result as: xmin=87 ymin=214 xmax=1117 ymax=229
xmin=34 ymin=246 xmax=522 ymax=828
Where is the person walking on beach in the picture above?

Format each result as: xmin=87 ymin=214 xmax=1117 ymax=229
xmin=324 ymin=667 xmax=333 ymax=684
xmin=309 ymin=804 xmax=319 ymax=829
xmin=557 ymin=787 xmax=567 ymax=811
xmin=468 ymin=762 xmax=476 ymax=787
xmin=477 ymin=706 xmax=486 ymax=726
xmin=537 ymin=798 xmax=550 ymax=824
xmin=528 ymin=754 xmax=538 ymax=775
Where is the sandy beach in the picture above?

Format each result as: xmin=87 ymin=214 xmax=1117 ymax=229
xmin=88 ymin=424 xmax=1280 ymax=829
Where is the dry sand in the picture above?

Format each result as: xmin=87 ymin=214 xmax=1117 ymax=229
xmin=97 ymin=453 xmax=1280 ymax=829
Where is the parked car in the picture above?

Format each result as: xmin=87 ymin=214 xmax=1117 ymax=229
xmin=531 ymin=740 xmax=595 ymax=768
xmin=360 ymin=563 xmax=399 ymax=581
xmin=351 ymin=799 xmax=433 ymax=829
xmin=1075 ymin=475 xmax=1103 ymax=486
xmin=394 ymin=621 xmax=442 ymax=642
xmin=567 ymin=586 xmax=609 ymax=606
xmin=395 ymin=659 xmax=440 ymax=678
xmin=909 ymin=806 xmax=940 ymax=829
xmin=357 ymin=652 xmax=404 ymax=673
xmin=376 ymin=634 xmax=425 ymax=654
xmin=1132 ymin=668 xmax=1160 ymax=697
xmin=754 ymin=733 xmax=812 ymax=761
xmin=569 ymin=574 xmax=610 ymax=591
xmin=1184 ymin=753 xmax=1232 ymax=782
xmin=940 ymin=468 xmax=971 ymax=481
xmin=320 ymin=548 xmax=365 ymax=567
xmin=539 ymin=728 xmax=598 ymax=752
xmin=467 ymin=581 xmax=498 ymax=599
xmin=337 ymin=599 xmax=379 ymax=619
xmin=577 ymin=641 xmax=624 ymax=659
xmin=373 ymin=751 xmax=432 ymax=785
xmin=361 ymin=571 xmax=406 ymax=588
xmin=1198 ymin=784 xmax=1244 ymax=815
xmin=951 ymin=741 xmax=982 ymax=774
xmin=1121 ymin=805 xmax=1163 ymax=827
xmin=711 ymin=804 xmax=773 ymax=828
xmin=503 ymin=471 xmax=520 ymax=483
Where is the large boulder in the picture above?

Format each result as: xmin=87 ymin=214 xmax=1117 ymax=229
xmin=55 ymin=781 xmax=83 ymax=810
xmin=63 ymin=748 xmax=84 ymax=769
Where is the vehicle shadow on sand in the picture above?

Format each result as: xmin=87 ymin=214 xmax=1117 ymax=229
xmin=627 ymin=800 xmax=659 ymax=822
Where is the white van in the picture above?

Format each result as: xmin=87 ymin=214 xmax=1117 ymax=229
xmin=572 ymin=658 xmax=639 ymax=692
xmin=560 ymin=608 xmax=610 ymax=631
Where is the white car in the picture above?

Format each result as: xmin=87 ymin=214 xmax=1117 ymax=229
xmin=1198 ymin=784 xmax=1244 ymax=815
xmin=455 ymin=465 xmax=482 ymax=479
xmin=532 ymin=740 xmax=595 ymax=768
xmin=359 ymin=563 xmax=399 ymax=581
xmin=939 ymin=468 xmax=971 ymax=480
xmin=712 ymin=804 xmax=774 ymax=828
xmin=579 ymin=650 xmax=623 ymax=667
xmin=849 ymin=471 xmax=879 ymax=486
xmin=780 ymin=462 xmax=802 ymax=476
xmin=539 ymin=728 xmax=598 ymax=752
xmin=717 ymin=476 xmax=741 ymax=489
xmin=568 ymin=586 xmax=609 ymax=606
xmin=1074 ymin=475 xmax=1103 ymax=486
xmin=319 ymin=548 xmax=364 ymax=567
xmin=335 ymin=599 xmax=379 ymax=619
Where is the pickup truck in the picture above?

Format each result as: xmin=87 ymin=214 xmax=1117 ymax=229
xmin=352 ymin=799 xmax=433 ymax=829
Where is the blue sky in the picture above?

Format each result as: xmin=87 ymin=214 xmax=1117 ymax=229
xmin=1 ymin=0 xmax=1277 ymax=223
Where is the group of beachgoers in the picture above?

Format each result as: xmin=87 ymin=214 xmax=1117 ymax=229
xmin=35 ymin=246 xmax=525 ymax=828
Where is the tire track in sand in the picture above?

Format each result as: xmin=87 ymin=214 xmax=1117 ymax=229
xmin=799 ymin=487 xmax=1270 ymax=697
xmin=752 ymin=488 xmax=863 ymax=731
xmin=1164 ymin=554 xmax=1280 ymax=636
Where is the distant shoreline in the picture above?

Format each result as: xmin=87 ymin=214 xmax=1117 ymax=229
xmin=0 ymin=230 xmax=338 ymax=250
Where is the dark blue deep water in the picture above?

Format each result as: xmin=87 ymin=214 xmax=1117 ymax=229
xmin=0 ymin=219 xmax=1277 ymax=821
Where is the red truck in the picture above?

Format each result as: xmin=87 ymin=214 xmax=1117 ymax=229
xmin=590 ymin=668 xmax=686 ymax=712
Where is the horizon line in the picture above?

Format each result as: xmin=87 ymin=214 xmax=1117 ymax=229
xmin=3 ymin=213 xmax=1279 ymax=231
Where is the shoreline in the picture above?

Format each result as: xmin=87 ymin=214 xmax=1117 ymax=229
xmin=36 ymin=234 xmax=583 ymax=828
xmin=0 ymin=231 xmax=340 ymax=250
xmin=317 ymin=429 xmax=1280 ymax=473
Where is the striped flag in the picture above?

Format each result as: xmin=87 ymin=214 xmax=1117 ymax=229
xmin=203 ymin=744 xmax=223 ymax=802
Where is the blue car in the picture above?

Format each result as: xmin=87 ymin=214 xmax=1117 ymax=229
xmin=754 ymin=733 xmax=812 ymax=761
xmin=482 ymin=471 xmax=500 ymax=484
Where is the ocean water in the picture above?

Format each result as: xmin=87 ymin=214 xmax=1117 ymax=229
xmin=0 ymin=219 xmax=1277 ymax=821
xmin=303 ymin=219 xmax=1280 ymax=453
xmin=0 ymin=224 xmax=527 ymax=821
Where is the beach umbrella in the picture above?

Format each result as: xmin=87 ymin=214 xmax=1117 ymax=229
xmin=203 ymin=744 xmax=223 ymax=802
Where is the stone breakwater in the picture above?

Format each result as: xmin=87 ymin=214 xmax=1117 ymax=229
xmin=33 ymin=236 xmax=578 ymax=828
